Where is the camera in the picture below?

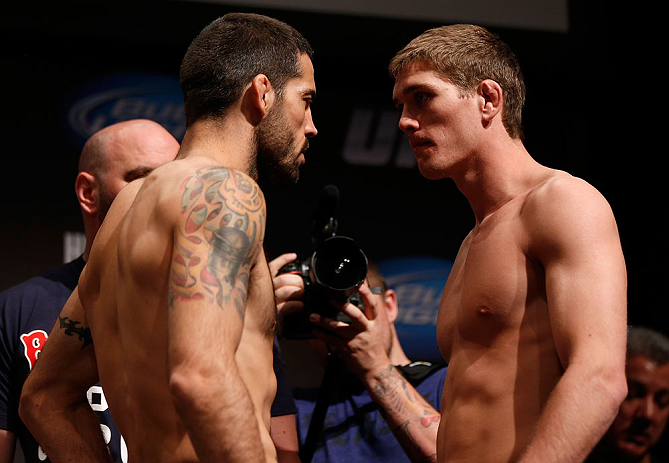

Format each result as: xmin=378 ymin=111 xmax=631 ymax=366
xmin=278 ymin=186 xmax=368 ymax=339
xmin=279 ymin=235 xmax=368 ymax=339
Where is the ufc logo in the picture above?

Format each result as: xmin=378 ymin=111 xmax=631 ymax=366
xmin=342 ymin=108 xmax=415 ymax=168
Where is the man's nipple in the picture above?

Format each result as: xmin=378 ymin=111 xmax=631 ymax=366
xmin=477 ymin=306 xmax=491 ymax=316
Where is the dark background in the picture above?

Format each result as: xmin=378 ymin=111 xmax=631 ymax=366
xmin=1 ymin=0 xmax=659 ymax=332
xmin=0 ymin=0 xmax=665 ymax=460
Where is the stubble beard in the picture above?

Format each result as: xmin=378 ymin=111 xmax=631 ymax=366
xmin=251 ymin=104 xmax=306 ymax=185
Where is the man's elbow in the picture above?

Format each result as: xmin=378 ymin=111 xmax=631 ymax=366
xmin=19 ymin=374 xmax=67 ymax=428
xmin=609 ymin=370 xmax=628 ymax=411
xmin=18 ymin=376 xmax=44 ymax=431
xmin=598 ymin=366 xmax=628 ymax=419
xmin=169 ymin=364 xmax=216 ymax=414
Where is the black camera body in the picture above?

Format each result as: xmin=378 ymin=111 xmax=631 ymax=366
xmin=279 ymin=233 xmax=368 ymax=339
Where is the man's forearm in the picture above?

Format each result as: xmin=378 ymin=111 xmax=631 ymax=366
xmin=170 ymin=363 xmax=266 ymax=462
xmin=20 ymin=396 xmax=111 ymax=463
xmin=364 ymin=365 xmax=439 ymax=463
xmin=518 ymin=364 xmax=626 ymax=463
xmin=271 ymin=414 xmax=301 ymax=463
xmin=0 ymin=429 xmax=17 ymax=463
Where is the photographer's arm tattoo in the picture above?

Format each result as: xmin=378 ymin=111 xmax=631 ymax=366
xmin=169 ymin=167 xmax=266 ymax=320
xmin=371 ymin=365 xmax=439 ymax=462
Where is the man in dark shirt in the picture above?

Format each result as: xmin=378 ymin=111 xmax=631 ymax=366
xmin=270 ymin=254 xmax=447 ymax=463
xmin=0 ymin=119 xmax=179 ymax=463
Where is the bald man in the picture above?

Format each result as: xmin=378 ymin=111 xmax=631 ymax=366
xmin=76 ymin=120 xmax=182 ymax=260
xmin=0 ymin=119 xmax=179 ymax=463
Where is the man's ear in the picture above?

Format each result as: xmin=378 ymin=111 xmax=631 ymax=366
xmin=75 ymin=172 xmax=99 ymax=216
xmin=244 ymin=74 xmax=276 ymax=124
xmin=384 ymin=288 xmax=399 ymax=323
xmin=478 ymin=79 xmax=503 ymax=123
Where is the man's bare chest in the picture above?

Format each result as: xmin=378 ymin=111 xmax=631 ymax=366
xmin=437 ymin=213 xmax=545 ymax=359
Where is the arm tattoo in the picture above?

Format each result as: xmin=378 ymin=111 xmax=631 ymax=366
xmin=374 ymin=365 xmax=414 ymax=414
xmin=170 ymin=167 xmax=265 ymax=321
xmin=58 ymin=316 xmax=93 ymax=349
xmin=374 ymin=365 xmax=440 ymax=461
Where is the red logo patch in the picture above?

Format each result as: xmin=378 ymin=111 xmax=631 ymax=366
xmin=20 ymin=330 xmax=48 ymax=370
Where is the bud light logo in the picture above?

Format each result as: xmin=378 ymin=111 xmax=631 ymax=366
xmin=66 ymin=72 xmax=186 ymax=147
xmin=377 ymin=256 xmax=452 ymax=362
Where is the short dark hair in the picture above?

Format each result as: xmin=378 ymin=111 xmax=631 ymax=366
xmin=389 ymin=24 xmax=525 ymax=140
xmin=627 ymin=326 xmax=669 ymax=366
xmin=180 ymin=13 xmax=314 ymax=126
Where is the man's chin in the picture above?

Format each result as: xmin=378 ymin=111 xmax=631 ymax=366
xmin=277 ymin=157 xmax=303 ymax=185
xmin=260 ymin=166 xmax=301 ymax=186
xmin=417 ymin=163 xmax=446 ymax=181
xmin=617 ymin=438 xmax=650 ymax=460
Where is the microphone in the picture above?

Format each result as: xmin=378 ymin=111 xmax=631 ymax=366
xmin=310 ymin=184 xmax=339 ymax=247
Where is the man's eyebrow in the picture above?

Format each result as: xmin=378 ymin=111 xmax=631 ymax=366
xmin=392 ymin=96 xmax=400 ymax=109
xmin=302 ymin=88 xmax=316 ymax=99
xmin=392 ymin=84 xmax=422 ymax=108
xmin=124 ymin=166 xmax=154 ymax=182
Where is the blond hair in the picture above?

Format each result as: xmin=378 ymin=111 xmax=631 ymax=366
xmin=389 ymin=24 xmax=525 ymax=140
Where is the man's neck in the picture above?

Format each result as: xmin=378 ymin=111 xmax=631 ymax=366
xmin=389 ymin=332 xmax=412 ymax=366
xmin=178 ymin=117 xmax=255 ymax=174
xmin=452 ymin=139 xmax=548 ymax=225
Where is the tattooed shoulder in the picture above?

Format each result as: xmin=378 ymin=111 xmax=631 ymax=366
xmin=170 ymin=167 xmax=266 ymax=319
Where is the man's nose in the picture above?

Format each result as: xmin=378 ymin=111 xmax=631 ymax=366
xmin=306 ymin=112 xmax=317 ymax=138
xmin=637 ymin=396 xmax=656 ymax=420
xmin=397 ymin=111 xmax=419 ymax=134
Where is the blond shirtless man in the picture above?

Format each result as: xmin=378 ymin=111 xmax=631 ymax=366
xmin=19 ymin=13 xmax=317 ymax=463
xmin=390 ymin=25 xmax=628 ymax=462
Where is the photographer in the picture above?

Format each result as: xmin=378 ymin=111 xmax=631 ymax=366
xmin=269 ymin=253 xmax=447 ymax=463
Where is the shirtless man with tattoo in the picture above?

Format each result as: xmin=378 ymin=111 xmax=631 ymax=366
xmin=390 ymin=25 xmax=628 ymax=462
xmin=0 ymin=119 xmax=179 ymax=463
xmin=19 ymin=13 xmax=317 ymax=463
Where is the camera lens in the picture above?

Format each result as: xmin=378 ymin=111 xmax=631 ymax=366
xmin=311 ymin=236 xmax=367 ymax=291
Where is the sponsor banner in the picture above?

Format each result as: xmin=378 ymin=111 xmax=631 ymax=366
xmin=377 ymin=256 xmax=452 ymax=363
xmin=342 ymin=108 xmax=415 ymax=169
xmin=66 ymin=72 xmax=186 ymax=148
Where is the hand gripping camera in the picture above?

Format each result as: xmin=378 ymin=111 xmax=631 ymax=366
xmin=278 ymin=185 xmax=368 ymax=340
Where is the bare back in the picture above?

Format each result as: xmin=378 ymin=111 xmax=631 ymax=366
xmin=79 ymin=157 xmax=277 ymax=462
xmin=436 ymin=171 xmax=627 ymax=462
